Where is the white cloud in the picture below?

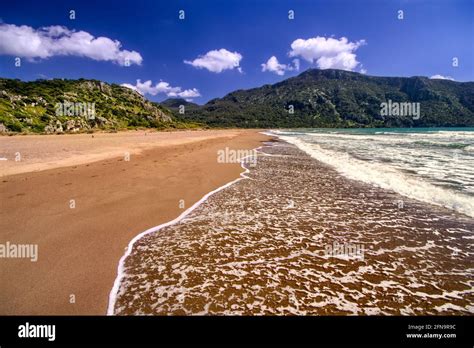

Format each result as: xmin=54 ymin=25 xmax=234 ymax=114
xmin=120 ymin=83 xmax=139 ymax=92
xmin=430 ymin=74 xmax=455 ymax=81
xmin=169 ymin=88 xmax=200 ymax=99
xmin=261 ymin=56 xmax=300 ymax=76
xmin=289 ymin=36 xmax=366 ymax=71
xmin=127 ymin=80 xmax=180 ymax=96
xmin=0 ymin=23 xmax=142 ymax=66
xmin=261 ymin=56 xmax=286 ymax=76
xmin=184 ymin=48 xmax=242 ymax=73
xmin=121 ymin=80 xmax=201 ymax=100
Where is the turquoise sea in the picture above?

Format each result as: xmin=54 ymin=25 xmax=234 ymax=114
xmin=273 ymin=127 xmax=474 ymax=216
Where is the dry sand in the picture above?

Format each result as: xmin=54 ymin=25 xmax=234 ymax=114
xmin=0 ymin=129 xmax=269 ymax=314
xmin=0 ymin=129 xmax=249 ymax=177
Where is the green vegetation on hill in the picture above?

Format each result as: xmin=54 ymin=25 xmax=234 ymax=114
xmin=177 ymin=69 xmax=474 ymax=128
xmin=0 ymin=78 xmax=200 ymax=133
xmin=2 ymin=70 xmax=473 ymax=133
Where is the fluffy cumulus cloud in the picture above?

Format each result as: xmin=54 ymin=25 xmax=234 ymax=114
xmin=121 ymin=80 xmax=201 ymax=100
xmin=430 ymin=74 xmax=455 ymax=81
xmin=0 ymin=23 xmax=142 ymax=66
xmin=261 ymin=56 xmax=300 ymax=76
xmin=289 ymin=36 xmax=366 ymax=71
xmin=184 ymin=48 xmax=242 ymax=73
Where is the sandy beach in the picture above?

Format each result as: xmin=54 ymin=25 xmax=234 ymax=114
xmin=0 ymin=129 xmax=269 ymax=314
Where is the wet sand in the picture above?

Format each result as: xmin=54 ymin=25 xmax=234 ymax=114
xmin=113 ymin=140 xmax=474 ymax=315
xmin=0 ymin=129 xmax=269 ymax=314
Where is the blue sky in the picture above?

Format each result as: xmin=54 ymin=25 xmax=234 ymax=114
xmin=0 ymin=0 xmax=473 ymax=104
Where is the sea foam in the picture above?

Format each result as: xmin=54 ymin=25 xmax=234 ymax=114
xmin=276 ymin=133 xmax=474 ymax=218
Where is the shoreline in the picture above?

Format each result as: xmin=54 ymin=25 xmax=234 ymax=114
xmin=111 ymin=138 xmax=474 ymax=315
xmin=107 ymin=145 xmax=260 ymax=314
xmin=0 ymin=129 xmax=270 ymax=314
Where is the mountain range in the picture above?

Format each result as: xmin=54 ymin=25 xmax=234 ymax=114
xmin=1 ymin=69 xmax=473 ymax=133
xmin=167 ymin=69 xmax=474 ymax=128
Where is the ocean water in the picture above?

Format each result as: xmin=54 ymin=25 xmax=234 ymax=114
xmin=273 ymin=128 xmax=474 ymax=217
xmin=110 ymin=131 xmax=474 ymax=315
